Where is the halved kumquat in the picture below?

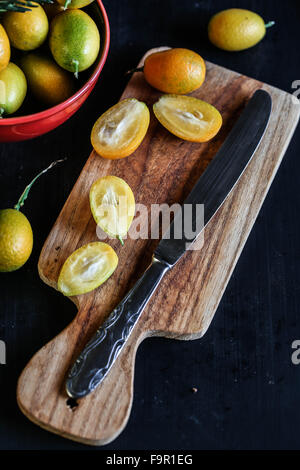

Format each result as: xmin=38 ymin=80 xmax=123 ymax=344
xmin=91 ymin=98 xmax=150 ymax=159
xmin=153 ymin=94 xmax=222 ymax=142
xmin=58 ymin=242 xmax=118 ymax=296
xmin=90 ymin=175 xmax=135 ymax=245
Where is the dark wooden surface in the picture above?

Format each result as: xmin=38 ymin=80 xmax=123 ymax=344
xmin=1 ymin=0 xmax=300 ymax=450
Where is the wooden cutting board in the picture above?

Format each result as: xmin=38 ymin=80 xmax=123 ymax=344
xmin=17 ymin=48 xmax=300 ymax=446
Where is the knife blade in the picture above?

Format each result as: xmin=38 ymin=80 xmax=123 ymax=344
xmin=66 ymin=89 xmax=272 ymax=399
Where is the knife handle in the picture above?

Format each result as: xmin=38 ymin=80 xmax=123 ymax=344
xmin=66 ymin=256 xmax=171 ymax=399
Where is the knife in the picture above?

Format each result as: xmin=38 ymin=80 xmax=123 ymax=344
xmin=66 ymin=89 xmax=272 ymax=399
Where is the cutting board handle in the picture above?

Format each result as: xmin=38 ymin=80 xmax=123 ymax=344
xmin=17 ymin=300 xmax=146 ymax=445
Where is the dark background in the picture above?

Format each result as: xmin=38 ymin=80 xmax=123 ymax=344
xmin=1 ymin=0 xmax=300 ymax=451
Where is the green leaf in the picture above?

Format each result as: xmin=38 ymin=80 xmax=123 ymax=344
xmin=0 ymin=0 xmax=53 ymax=13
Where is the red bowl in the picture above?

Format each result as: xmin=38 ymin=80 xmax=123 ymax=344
xmin=0 ymin=0 xmax=110 ymax=142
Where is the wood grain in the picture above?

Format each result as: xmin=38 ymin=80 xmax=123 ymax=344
xmin=17 ymin=48 xmax=300 ymax=446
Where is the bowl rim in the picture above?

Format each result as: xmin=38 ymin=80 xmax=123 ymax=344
xmin=0 ymin=0 xmax=110 ymax=125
